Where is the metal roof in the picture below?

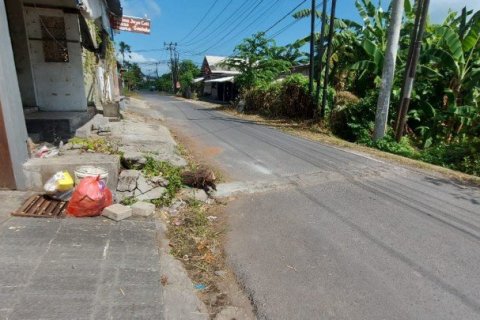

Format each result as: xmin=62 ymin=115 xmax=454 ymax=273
xmin=204 ymin=76 xmax=235 ymax=83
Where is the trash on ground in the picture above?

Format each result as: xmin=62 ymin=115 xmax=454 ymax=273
xmin=44 ymin=171 xmax=74 ymax=193
xmin=35 ymin=145 xmax=59 ymax=158
xmin=67 ymin=176 xmax=112 ymax=217
xmin=194 ymin=283 xmax=207 ymax=290
xmin=74 ymin=165 xmax=109 ymax=186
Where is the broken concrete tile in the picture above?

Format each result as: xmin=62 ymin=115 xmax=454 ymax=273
xmin=136 ymin=175 xmax=154 ymax=194
xmin=131 ymin=201 xmax=156 ymax=217
xmin=91 ymin=114 xmax=110 ymax=130
xmin=117 ymin=170 xmax=140 ymax=192
xmin=136 ymin=187 xmax=166 ymax=201
xmin=102 ymin=204 xmax=132 ymax=221
xmin=150 ymin=175 xmax=169 ymax=187
xmin=97 ymin=124 xmax=111 ymax=133
xmin=180 ymin=188 xmax=209 ymax=203
xmin=122 ymin=150 xmax=147 ymax=169
xmin=115 ymin=190 xmax=134 ymax=203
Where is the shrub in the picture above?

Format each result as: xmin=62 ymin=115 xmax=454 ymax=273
xmin=420 ymin=140 xmax=480 ymax=176
xmin=241 ymin=74 xmax=314 ymax=118
xmin=278 ymin=74 xmax=314 ymax=118
xmin=367 ymin=135 xmax=419 ymax=158
xmin=331 ymin=90 xmax=377 ymax=141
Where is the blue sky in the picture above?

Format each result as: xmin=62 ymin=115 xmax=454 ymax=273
xmin=115 ymin=0 xmax=480 ymax=76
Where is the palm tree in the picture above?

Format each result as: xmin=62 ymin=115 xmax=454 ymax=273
xmin=118 ymin=41 xmax=131 ymax=67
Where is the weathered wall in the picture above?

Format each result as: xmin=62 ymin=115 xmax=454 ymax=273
xmin=0 ymin=0 xmax=29 ymax=189
xmin=5 ymin=0 xmax=38 ymax=108
xmin=24 ymin=6 xmax=87 ymax=111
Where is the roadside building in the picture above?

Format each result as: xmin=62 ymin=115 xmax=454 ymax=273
xmin=199 ymin=55 xmax=241 ymax=102
xmin=0 ymin=0 xmax=122 ymax=189
xmin=290 ymin=64 xmax=310 ymax=77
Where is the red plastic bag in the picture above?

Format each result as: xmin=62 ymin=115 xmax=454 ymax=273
xmin=67 ymin=176 xmax=112 ymax=217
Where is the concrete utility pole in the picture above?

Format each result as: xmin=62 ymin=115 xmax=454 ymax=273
xmin=394 ymin=0 xmax=430 ymax=141
xmin=373 ymin=0 xmax=404 ymax=141
xmin=164 ymin=42 xmax=179 ymax=92
xmin=308 ymin=0 xmax=316 ymax=95
xmin=314 ymin=0 xmax=328 ymax=117
xmin=320 ymin=0 xmax=337 ymax=119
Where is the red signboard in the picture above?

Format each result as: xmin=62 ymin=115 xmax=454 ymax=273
xmin=112 ymin=16 xmax=151 ymax=34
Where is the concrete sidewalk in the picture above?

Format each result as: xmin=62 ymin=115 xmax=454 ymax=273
xmin=0 ymin=192 xmax=163 ymax=320
xmin=0 ymin=98 xmax=215 ymax=320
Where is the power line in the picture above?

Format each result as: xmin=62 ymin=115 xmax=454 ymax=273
xmin=190 ymin=0 xmax=268 ymax=55
xmin=194 ymin=0 xmax=282 ymax=54
xmin=180 ymin=0 xmax=233 ymax=43
xmin=184 ymin=0 xmax=263 ymax=47
xmin=268 ymin=0 xmax=322 ymax=40
xmin=263 ymin=0 xmax=307 ymax=34
xmin=179 ymin=0 xmax=219 ymax=43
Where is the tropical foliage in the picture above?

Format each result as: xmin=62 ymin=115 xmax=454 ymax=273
xmin=224 ymin=0 xmax=480 ymax=176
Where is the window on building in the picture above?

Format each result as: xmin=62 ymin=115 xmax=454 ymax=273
xmin=40 ymin=16 xmax=69 ymax=62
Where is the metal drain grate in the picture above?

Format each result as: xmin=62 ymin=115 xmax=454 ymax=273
xmin=12 ymin=195 xmax=67 ymax=218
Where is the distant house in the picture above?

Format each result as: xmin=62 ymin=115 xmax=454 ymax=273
xmin=291 ymin=64 xmax=310 ymax=77
xmin=198 ymin=56 xmax=241 ymax=102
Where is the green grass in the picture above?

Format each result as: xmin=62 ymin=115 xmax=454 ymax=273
xmin=69 ymin=137 xmax=119 ymax=155
xmin=142 ymin=156 xmax=183 ymax=206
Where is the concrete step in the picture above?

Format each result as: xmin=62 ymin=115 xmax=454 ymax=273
xmin=25 ymin=111 xmax=93 ymax=142
xmin=23 ymin=153 xmax=120 ymax=191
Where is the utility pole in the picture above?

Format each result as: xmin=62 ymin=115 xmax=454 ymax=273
xmin=320 ymin=0 xmax=336 ymax=119
xmin=164 ymin=42 xmax=179 ymax=92
xmin=314 ymin=0 xmax=328 ymax=117
xmin=308 ymin=0 xmax=316 ymax=95
xmin=155 ymin=62 xmax=159 ymax=79
xmin=373 ymin=0 xmax=404 ymax=141
xmin=394 ymin=0 xmax=430 ymax=141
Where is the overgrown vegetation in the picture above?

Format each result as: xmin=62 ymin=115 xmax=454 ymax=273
xmin=69 ymin=137 xmax=119 ymax=154
xmin=167 ymin=200 xmax=223 ymax=302
xmin=142 ymin=156 xmax=183 ymax=206
xmin=224 ymin=0 xmax=480 ymax=177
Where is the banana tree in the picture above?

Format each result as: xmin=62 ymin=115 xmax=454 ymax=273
xmin=351 ymin=0 xmax=415 ymax=83
xmin=424 ymin=8 xmax=480 ymax=142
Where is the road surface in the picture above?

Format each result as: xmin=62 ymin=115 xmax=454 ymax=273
xmin=143 ymin=93 xmax=480 ymax=320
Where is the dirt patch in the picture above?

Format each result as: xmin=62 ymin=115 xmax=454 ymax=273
xmin=169 ymin=127 xmax=229 ymax=184
xmin=159 ymin=124 xmax=253 ymax=318
xmin=204 ymin=146 xmax=224 ymax=158
xmin=164 ymin=200 xmax=255 ymax=319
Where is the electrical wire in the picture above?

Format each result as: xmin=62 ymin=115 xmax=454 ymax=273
xmin=263 ymin=0 xmax=307 ymax=34
xmin=188 ymin=0 xmax=267 ymax=55
xmin=178 ymin=0 xmax=220 ymax=43
xmin=268 ymin=0 xmax=324 ymax=40
xmin=180 ymin=0 xmax=256 ymax=48
xmin=194 ymin=0 xmax=283 ymax=55
xmin=181 ymin=0 xmax=237 ymax=46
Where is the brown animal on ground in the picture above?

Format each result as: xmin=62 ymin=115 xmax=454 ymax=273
xmin=181 ymin=167 xmax=217 ymax=193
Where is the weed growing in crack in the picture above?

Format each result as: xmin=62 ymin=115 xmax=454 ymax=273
xmin=142 ymin=156 xmax=183 ymax=206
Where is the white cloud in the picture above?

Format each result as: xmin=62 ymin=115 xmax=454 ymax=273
xmin=116 ymin=51 xmax=162 ymax=74
xmin=116 ymin=51 xmax=156 ymax=64
xmin=429 ymin=0 xmax=480 ymax=22
xmin=122 ymin=0 xmax=161 ymax=19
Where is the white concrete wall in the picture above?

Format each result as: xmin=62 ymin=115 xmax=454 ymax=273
xmin=5 ymin=0 xmax=38 ymax=108
xmin=0 ymin=0 xmax=29 ymax=189
xmin=25 ymin=6 xmax=87 ymax=111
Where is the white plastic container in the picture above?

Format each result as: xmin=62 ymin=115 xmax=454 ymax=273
xmin=74 ymin=166 xmax=109 ymax=186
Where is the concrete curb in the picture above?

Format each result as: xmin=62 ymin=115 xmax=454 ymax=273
xmin=155 ymin=218 xmax=210 ymax=320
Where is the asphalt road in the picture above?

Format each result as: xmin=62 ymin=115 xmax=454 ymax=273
xmin=143 ymin=93 xmax=480 ymax=320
